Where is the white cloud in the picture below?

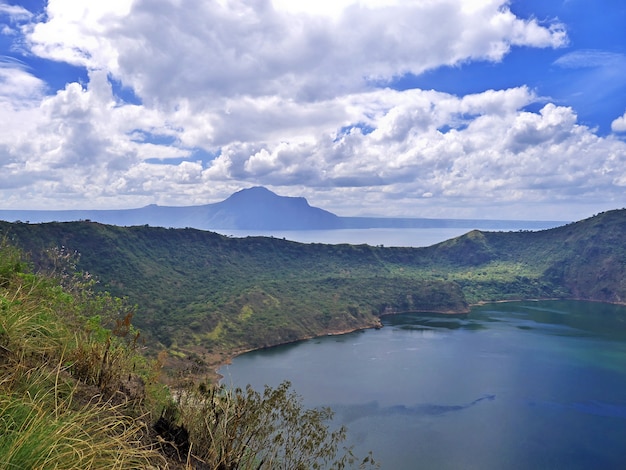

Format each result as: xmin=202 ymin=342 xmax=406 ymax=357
xmin=0 ymin=2 xmax=33 ymax=20
xmin=0 ymin=62 xmax=47 ymax=154
xmin=22 ymin=1 xmax=128 ymax=75
xmin=203 ymin=87 xmax=626 ymax=217
xmin=0 ymin=66 xmax=196 ymax=207
xmin=0 ymin=59 xmax=46 ymax=102
xmin=24 ymin=0 xmax=567 ymax=106
xmin=4 ymin=0 xmax=626 ymax=221
xmin=612 ymin=111 xmax=626 ymax=133
xmin=554 ymin=49 xmax=626 ymax=69
xmin=2 ymin=65 xmax=625 ymax=217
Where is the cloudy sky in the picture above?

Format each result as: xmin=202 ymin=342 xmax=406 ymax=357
xmin=1 ymin=0 xmax=625 ymax=220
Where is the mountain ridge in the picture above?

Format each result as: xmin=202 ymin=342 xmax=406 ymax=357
xmin=0 ymin=186 xmax=563 ymax=231
xmin=1 ymin=208 xmax=625 ymax=378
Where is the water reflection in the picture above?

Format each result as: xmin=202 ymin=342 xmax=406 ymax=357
xmin=385 ymin=301 xmax=626 ymax=342
xmin=333 ymin=394 xmax=497 ymax=424
xmin=384 ymin=313 xmax=485 ymax=332
xmin=221 ymin=300 xmax=626 ymax=470
xmin=473 ymin=300 xmax=626 ymax=342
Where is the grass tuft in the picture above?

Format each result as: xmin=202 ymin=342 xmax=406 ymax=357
xmin=0 ymin=237 xmax=168 ymax=468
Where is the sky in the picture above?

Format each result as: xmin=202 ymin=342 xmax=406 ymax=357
xmin=1 ymin=0 xmax=626 ymax=221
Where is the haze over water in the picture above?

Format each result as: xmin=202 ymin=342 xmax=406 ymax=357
xmin=220 ymin=300 xmax=626 ymax=469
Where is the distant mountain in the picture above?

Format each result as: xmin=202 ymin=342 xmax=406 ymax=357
xmin=0 ymin=187 xmax=339 ymax=230
xmin=0 ymin=186 xmax=562 ymax=230
xmin=205 ymin=187 xmax=341 ymax=229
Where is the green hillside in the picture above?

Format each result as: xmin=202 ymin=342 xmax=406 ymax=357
xmin=2 ymin=209 xmax=625 ymax=374
xmin=0 ymin=238 xmax=377 ymax=468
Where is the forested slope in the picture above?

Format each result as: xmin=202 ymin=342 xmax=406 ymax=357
xmin=2 ymin=209 xmax=625 ymax=369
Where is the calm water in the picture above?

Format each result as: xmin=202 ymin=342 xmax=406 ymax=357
xmin=214 ymin=226 xmax=562 ymax=248
xmin=215 ymin=227 xmax=474 ymax=247
xmin=219 ymin=300 xmax=626 ymax=469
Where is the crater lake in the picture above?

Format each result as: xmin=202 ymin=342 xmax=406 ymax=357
xmin=219 ymin=300 xmax=626 ymax=469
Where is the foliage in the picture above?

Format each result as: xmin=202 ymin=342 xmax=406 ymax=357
xmin=2 ymin=210 xmax=626 ymax=368
xmin=1 ymin=237 xmax=380 ymax=468
xmin=176 ymin=380 xmax=377 ymax=469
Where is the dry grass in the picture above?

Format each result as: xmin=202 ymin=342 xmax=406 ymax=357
xmin=0 ymin=372 xmax=164 ymax=469
xmin=0 ymin=238 xmax=168 ymax=469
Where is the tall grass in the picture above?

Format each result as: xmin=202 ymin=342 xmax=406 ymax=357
xmin=0 ymin=375 xmax=161 ymax=469
xmin=0 ymin=238 xmax=167 ymax=468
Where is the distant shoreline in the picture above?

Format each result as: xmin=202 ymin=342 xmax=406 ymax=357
xmin=209 ymin=296 xmax=626 ymax=384
xmin=210 ymin=306 xmax=474 ymax=383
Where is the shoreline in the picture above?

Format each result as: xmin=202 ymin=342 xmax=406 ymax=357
xmin=210 ymin=307 xmax=471 ymax=383
xmin=205 ymin=296 xmax=626 ymax=383
xmin=211 ymin=319 xmax=385 ymax=383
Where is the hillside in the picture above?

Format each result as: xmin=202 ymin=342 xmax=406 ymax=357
xmin=0 ymin=240 xmax=376 ymax=469
xmin=1 ymin=209 xmax=625 ymax=375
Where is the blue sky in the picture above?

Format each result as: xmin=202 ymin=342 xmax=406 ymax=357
xmin=1 ymin=0 xmax=626 ymax=221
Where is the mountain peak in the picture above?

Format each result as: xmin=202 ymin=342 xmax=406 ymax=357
xmin=226 ymin=186 xmax=307 ymax=203
xmin=215 ymin=187 xmax=338 ymax=229
xmin=227 ymin=186 xmax=280 ymax=200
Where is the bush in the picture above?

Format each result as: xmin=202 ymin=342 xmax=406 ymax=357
xmin=174 ymin=380 xmax=377 ymax=469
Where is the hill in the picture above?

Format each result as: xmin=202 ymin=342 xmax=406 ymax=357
xmin=1 ymin=209 xmax=625 ymax=376
xmin=0 ymin=186 xmax=561 ymax=231
xmin=0 ymin=239 xmax=376 ymax=469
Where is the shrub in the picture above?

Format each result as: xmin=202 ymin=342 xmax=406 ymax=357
xmin=174 ymin=380 xmax=377 ymax=469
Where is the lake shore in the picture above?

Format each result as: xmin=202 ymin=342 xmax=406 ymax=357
xmin=208 ymin=308 xmax=476 ymax=384
xmin=160 ymin=295 xmax=626 ymax=386
xmin=199 ymin=296 xmax=626 ymax=384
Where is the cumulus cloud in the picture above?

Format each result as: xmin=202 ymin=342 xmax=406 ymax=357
xmin=205 ymin=87 xmax=626 ymax=217
xmin=0 ymin=66 xmax=192 ymax=207
xmin=613 ymin=111 xmax=626 ymax=133
xmin=4 ymin=80 xmax=626 ymax=216
xmin=25 ymin=0 xmax=567 ymax=106
xmin=3 ymin=0 xmax=625 ymax=220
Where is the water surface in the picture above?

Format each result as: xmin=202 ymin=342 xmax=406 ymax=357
xmin=214 ymin=226 xmax=548 ymax=247
xmin=220 ymin=301 xmax=626 ymax=469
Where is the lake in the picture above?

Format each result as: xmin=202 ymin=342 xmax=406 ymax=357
xmin=219 ymin=300 xmax=626 ymax=469
xmin=215 ymin=225 xmax=559 ymax=248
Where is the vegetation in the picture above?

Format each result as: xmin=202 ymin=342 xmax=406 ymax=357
xmin=0 ymin=238 xmax=377 ymax=468
xmin=176 ymin=381 xmax=375 ymax=469
xmin=2 ymin=210 xmax=626 ymax=468
xmin=0 ymin=238 xmax=167 ymax=468
xmin=3 ymin=209 xmax=626 ymax=377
